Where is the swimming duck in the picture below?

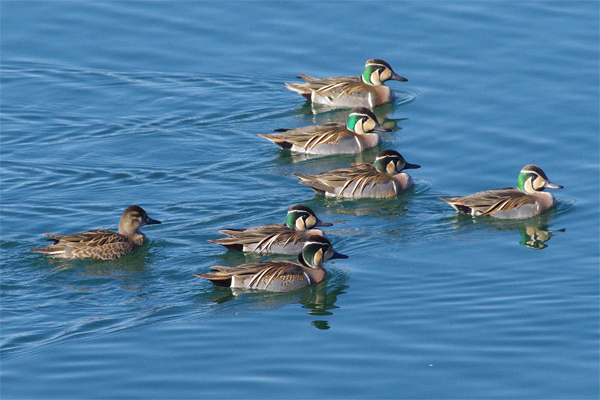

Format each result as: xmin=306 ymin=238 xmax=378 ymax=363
xmin=31 ymin=205 xmax=161 ymax=260
xmin=208 ymin=205 xmax=333 ymax=254
xmin=258 ymin=107 xmax=390 ymax=155
xmin=294 ymin=150 xmax=420 ymax=198
xmin=195 ymin=235 xmax=348 ymax=292
xmin=285 ymin=59 xmax=407 ymax=108
xmin=439 ymin=164 xmax=563 ymax=219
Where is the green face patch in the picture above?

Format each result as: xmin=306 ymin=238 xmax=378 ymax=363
xmin=362 ymin=65 xmax=376 ymax=84
xmin=285 ymin=211 xmax=299 ymax=229
xmin=346 ymin=114 xmax=361 ymax=132
xmin=516 ymin=172 xmax=528 ymax=192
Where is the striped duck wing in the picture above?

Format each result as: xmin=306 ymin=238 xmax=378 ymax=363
xmin=211 ymin=226 xmax=308 ymax=252
xmin=296 ymin=163 xmax=393 ymax=196
xmin=298 ymin=74 xmax=366 ymax=99
xmin=262 ymin=123 xmax=355 ymax=150
xmin=196 ymin=261 xmax=304 ymax=289
xmin=441 ymin=188 xmax=537 ymax=215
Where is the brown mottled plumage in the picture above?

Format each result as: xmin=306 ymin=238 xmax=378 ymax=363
xmin=31 ymin=205 xmax=161 ymax=260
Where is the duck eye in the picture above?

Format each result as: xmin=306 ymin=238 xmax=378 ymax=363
xmin=533 ymin=176 xmax=545 ymax=190
xmin=325 ymin=246 xmax=334 ymax=260
xmin=361 ymin=117 xmax=375 ymax=132
xmin=379 ymin=68 xmax=391 ymax=81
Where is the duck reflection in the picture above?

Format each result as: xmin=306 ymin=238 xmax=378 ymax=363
xmin=311 ymin=195 xmax=413 ymax=218
xmin=443 ymin=212 xmax=565 ymax=250
xmin=276 ymin=145 xmax=385 ymax=164
xmin=202 ymin=270 xmax=349 ymax=330
xmin=517 ymin=225 xmax=565 ymax=250
xmin=297 ymin=101 xmax=404 ymax=126
xmin=294 ymin=94 xmax=412 ymax=128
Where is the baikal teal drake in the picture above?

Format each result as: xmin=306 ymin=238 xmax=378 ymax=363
xmin=258 ymin=107 xmax=390 ymax=155
xmin=195 ymin=236 xmax=347 ymax=292
xmin=285 ymin=59 xmax=407 ymax=108
xmin=208 ymin=205 xmax=333 ymax=255
xmin=294 ymin=150 xmax=421 ymax=199
xmin=295 ymin=150 xmax=420 ymax=199
xmin=439 ymin=164 xmax=563 ymax=219
xmin=31 ymin=205 xmax=161 ymax=260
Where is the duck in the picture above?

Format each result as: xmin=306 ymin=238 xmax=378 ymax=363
xmin=195 ymin=235 xmax=347 ymax=292
xmin=208 ymin=205 xmax=333 ymax=254
xmin=438 ymin=164 xmax=563 ymax=219
xmin=30 ymin=205 xmax=161 ymax=260
xmin=294 ymin=150 xmax=420 ymax=198
xmin=285 ymin=59 xmax=407 ymax=108
xmin=258 ymin=107 xmax=390 ymax=155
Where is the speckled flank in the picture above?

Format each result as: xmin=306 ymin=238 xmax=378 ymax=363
xmin=31 ymin=205 xmax=161 ymax=260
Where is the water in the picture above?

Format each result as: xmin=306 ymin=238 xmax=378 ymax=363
xmin=1 ymin=2 xmax=598 ymax=399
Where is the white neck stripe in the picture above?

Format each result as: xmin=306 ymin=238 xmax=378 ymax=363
xmin=288 ymin=210 xmax=311 ymax=216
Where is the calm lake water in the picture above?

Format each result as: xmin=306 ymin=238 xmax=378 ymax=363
xmin=1 ymin=2 xmax=598 ymax=399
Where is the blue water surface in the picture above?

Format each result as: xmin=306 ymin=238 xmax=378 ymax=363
xmin=1 ymin=2 xmax=599 ymax=399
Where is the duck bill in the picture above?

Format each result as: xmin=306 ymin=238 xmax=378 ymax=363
xmin=373 ymin=122 xmax=393 ymax=133
xmin=146 ymin=217 xmax=162 ymax=225
xmin=391 ymin=72 xmax=408 ymax=82
xmin=331 ymin=250 xmax=349 ymax=259
xmin=404 ymin=162 xmax=421 ymax=170
xmin=315 ymin=218 xmax=334 ymax=227
xmin=544 ymin=181 xmax=564 ymax=189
